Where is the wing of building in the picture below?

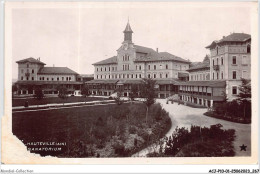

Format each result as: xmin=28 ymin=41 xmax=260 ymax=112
xmin=15 ymin=57 xmax=93 ymax=96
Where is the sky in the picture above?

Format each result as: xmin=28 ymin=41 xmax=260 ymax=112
xmin=12 ymin=2 xmax=252 ymax=79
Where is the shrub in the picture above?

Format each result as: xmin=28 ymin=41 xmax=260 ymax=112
xmin=129 ymin=126 xmax=137 ymax=134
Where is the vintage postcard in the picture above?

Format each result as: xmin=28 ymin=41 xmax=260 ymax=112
xmin=1 ymin=1 xmax=259 ymax=165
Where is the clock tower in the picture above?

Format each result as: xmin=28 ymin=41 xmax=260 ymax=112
xmin=123 ymin=20 xmax=133 ymax=44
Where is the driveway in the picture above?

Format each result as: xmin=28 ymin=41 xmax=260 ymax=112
xmin=133 ymin=99 xmax=251 ymax=157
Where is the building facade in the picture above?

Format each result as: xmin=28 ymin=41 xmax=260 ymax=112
xmin=178 ymin=33 xmax=251 ymax=107
xmin=86 ymin=21 xmax=190 ymax=98
xmin=206 ymin=33 xmax=251 ymax=100
xmin=15 ymin=58 xmax=91 ymax=95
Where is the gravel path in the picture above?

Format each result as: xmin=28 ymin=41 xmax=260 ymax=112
xmin=133 ymin=99 xmax=251 ymax=157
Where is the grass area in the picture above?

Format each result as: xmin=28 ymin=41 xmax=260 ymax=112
xmin=12 ymin=96 xmax=108 ymax=107
xmin=13 ymin=102 xmax=171 ymax=157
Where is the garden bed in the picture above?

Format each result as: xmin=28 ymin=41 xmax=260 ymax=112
xmin=12 ymin=102 xmax=171 ymax=157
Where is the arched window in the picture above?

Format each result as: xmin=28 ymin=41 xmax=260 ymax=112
xmin=148 ymin=74 xmax=151 ymax=78
xmin=154 ymin=65 xmax=156 ymax=70
xmin=153 ymin=74 xmax=156 ymax=78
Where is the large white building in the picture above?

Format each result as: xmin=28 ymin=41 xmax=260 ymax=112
xmin=86 ymin=21 xmax=190 ymax=98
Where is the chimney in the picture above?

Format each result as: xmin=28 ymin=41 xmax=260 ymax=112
xmin=156 ymin=48 xmax=158 ymax=53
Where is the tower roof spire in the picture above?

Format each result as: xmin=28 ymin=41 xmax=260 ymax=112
xmin=124 ymin=19 xmax=133 ymax=33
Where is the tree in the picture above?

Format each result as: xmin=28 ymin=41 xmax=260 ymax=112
xmin=140 ymin=78 xmax=157 ymax=124
xmin=81 ymin=85 xmax=90 ymax=104
xmin=34 ymin=86 xmax=44 ymax=100
xmin=57 ymin=85 xmax=68 ymax=105
xmin=128 ymin=84 xmax=139 ymax=103
xmin=114 ymin=88 xmax=123 ymax=105
xmin=236 ymin=78 xmax=251 ymax=119
xmin=81 ymin=85 xmax=90 ymax=97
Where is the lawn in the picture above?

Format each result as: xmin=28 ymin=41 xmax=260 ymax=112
xmin=12 ymin=96 xmax=108 ymax=107
xmin=12 ymin=102 xmax=171 ymax=157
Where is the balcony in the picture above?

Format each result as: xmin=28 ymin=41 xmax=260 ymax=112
xmin=213 ymin=65 xmax=220 ymax=71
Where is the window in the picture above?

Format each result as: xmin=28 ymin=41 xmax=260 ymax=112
xmin=160 ymin=74 xmax=162 ymax=78
xmin=216 ymin=58 xmax=219 ymax=65
xmin=27 ymin=64 xmax=29 ymax=68
xmin=216 ymin=47 xmax=219 ymax=55
xmin=139 ymin=74 xmax=141 ymax=78
xmin=136 ymin=74 xmax=138 ymax=78
xmin=26 ymin=77 xmax=29 ymax=80
xmin=47 ymin=78 xmax=49 ymax=81
xmin=154 ymin=65 xmax=156 ymax=70
xmin=166 ymin=64 xmax=168 ymax=69
xmin=62 ymin=77 xmax=64 ymax=81
xmin=97 ymin=68 xmax=98 ymax=71
xmin=101 ymin=67 xmax=102 ymax=71
xmin=21 ymin=69 xmax=24 ymax=73
xmin=43 ymin=77 xmax=45 ymax=80
xmin=66 ymin=77 xmax=68 ymax=81
xmin=242 ymin=70 xmax=248 ymax=79
xmin=221 ymin=71 xmax=224 ymax=79
xmin=247 ymin=45 xmax=251 ymax=53
xmin=136 ymin=65 xmax=138 ymax=70
xmin=232 ymin=86 xmax=238 ymax=95
xmin=32 ymin=77 xmax=34 ymax=80
xmin=221 ymin=57 xmax=224 ymax=65
xmin=21 ymin=76 xmax=23 ymax=80
xmin=242 ymin=56 xmax=247 ymax=65
xmin=166 ymin=74 xmax=168 ymax=78
xmin=148 ymin=74 xmax=151 ymax=78
xmin=232 ymin=71 xmax=237 ymax=79
xmin=105 ymin=67 xmax=106 ymax=71
xmin=52 ymin=78 xmax=54 ymax=81
xmin=127 ymin=74 xmax=129 ymax=78
xmin=131 ymin=74 xmax=134 ymax=78
xmin=217 ymin=72 xmax=219 ymax=79
xmin=153 ymin=74 xmax=156 ymax=78
xmin=212 ymin=72 xmax=214 ymax=80
xmin=96 ymin=75 xmax=99 ymax=79
xmin=101 ymin=75 xmax=103 ymax=79
xmin=148 ymin=65 xmax=150 ymax=70
xmin=139 ymin=66 xmax=141 ymax=70
xmin=109 ymin=67 xmax=110 ymax=71
xmin=32 ymin=69 xmax=34 ymax=74
xmin=213 ymin=59 xmax=215 ymax=66
xmin=232 ymin=56 xmax=237 ymax=65
xmin=123 ymin=74 xmax=125 ymax=78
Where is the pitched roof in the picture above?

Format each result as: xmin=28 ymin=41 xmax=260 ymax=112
xmin=93 ymin=45 xmax=189 ymax=65
xmin=187 ymin=60 xmax=210 ymax=71
xmin=206 ymin=33 xmax=251 ymax=48
xmin=177 ymin=80 xmax=226 ymax=87
xmin=134 ymin=45 xmax=189 ymax=63
xmin=124 ymin=22 xmax=133 ymax=33
xmin=16 ymin=57 xmax=46 ymax=65
xmin=92 ymin=56 xmax=117 ymax=65
xmin=38 ymin=67 xmax=78 ymax=75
